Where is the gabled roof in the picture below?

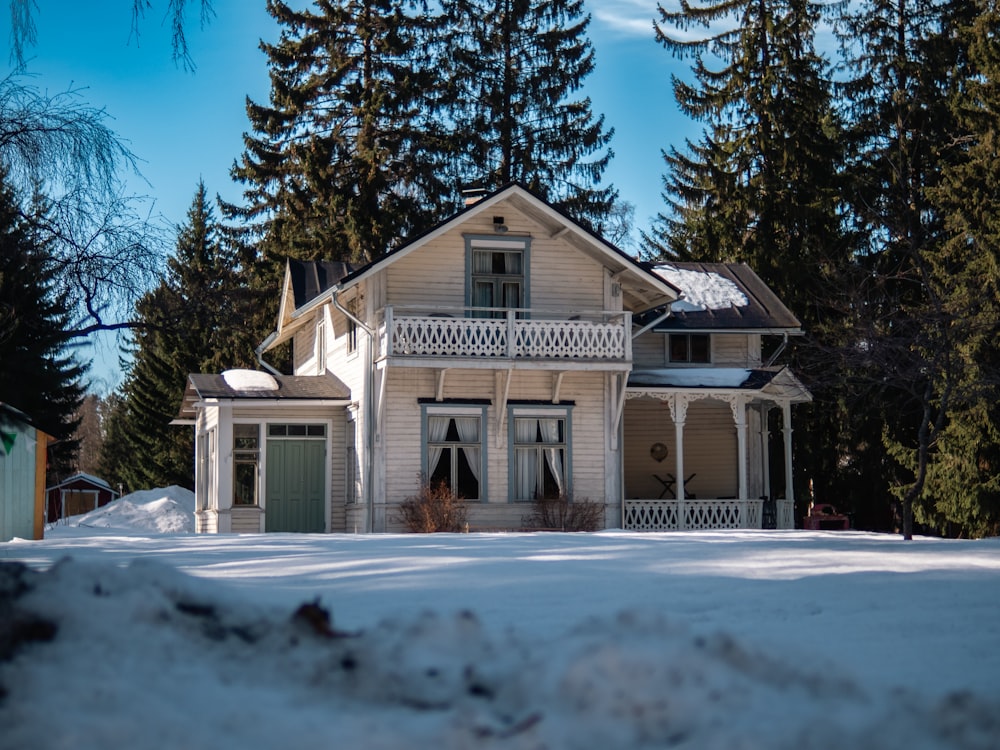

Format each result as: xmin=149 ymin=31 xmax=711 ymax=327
xmin=45 ymin=473 xmax=115 ymax=494
xmin=288 ymin=260 xmax=355 ymax=309
xmin=337 ymin=183 xmax=679 ymax=313
xmin=645 ymin=262 xmax=802 ymax=333
xmin=268 ymin=184 xmax=680 ymax=349
xmin=175 ymin=371 xmax=352 ymax=420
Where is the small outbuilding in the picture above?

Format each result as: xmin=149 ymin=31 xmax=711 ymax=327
xmin=45 ymin=473 xmax=119 ymax=524
xmin=0 ymin=403 xmax=51 ymax=542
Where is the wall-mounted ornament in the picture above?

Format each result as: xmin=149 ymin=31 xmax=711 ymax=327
xmin=650 ymin=442 xmax=668 ymax=463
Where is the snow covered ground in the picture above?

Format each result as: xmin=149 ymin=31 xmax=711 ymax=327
xmin=2 ymin=488 xmax=999 ymax=749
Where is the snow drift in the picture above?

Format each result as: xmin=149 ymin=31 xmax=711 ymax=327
xmin=1 ymin=557 xmax=997 ymax=750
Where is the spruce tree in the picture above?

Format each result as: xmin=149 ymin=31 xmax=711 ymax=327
xmin=228 ymin=0 xmax=450 ymax=266
xmin=834 ymin=0 xmax=971 ymax=538
xmin=0 ymin=173 xmax=85 ymax=477
xmin=439 ymin=0 xmax=616 ymax=228
xmin=99 ymin=183 xmax=242 ymax=492
xmin=918 ymin=1 xmax=1000 ymax=537
xmin=646 ymin=0 xmax=849 ymax=517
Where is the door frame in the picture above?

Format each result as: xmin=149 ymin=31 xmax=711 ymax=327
xmin=236 ymin=418 xmax=332 ymax=533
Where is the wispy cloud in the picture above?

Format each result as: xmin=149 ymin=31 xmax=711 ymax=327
xmin=591 ymin=1 xmax=659 ymax=38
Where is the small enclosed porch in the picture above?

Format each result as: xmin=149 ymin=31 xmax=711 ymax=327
xmin=621 ymin=367 xmax=811 ymax=531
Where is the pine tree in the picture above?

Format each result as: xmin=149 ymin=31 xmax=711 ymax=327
xmin=439 ymin=0 xmax=616 ymax=228
xmin=834 ymin=0 xmax=971 ymax=538
xmin=918 ymin=1 xmax=1000 ymax=537
xmin=99 ymin=183 xmax=242 ymax=492
xmin=0 ymin=173 xmax=85 ymax=477
xmin=646 ymin=0 xmax=844 ymax=294
xmin=228 ymin=0 xmax=450 ymax=267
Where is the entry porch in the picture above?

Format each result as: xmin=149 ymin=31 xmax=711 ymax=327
xmin=621 ymin=368 xmax=811 ymax=531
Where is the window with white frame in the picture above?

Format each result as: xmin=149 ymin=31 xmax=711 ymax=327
xmin=233 ymin=424 xmax=260 ymax=506
xmin=510 ymin=410 xmax=570 ymax=501
xmin=423 ymin=407 xmax=484 ymax=500
xmin=467 ymin=237 xmax=530 ymax=318
xmin=345 ymin=297 xmax=359 ymax=354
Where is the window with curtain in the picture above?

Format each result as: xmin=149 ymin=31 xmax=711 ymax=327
xmin=512 ymin=416 xmax=567 ymax=501
xmin=425 ymin=415 xmax=481 ymax=500
xmin=471 ymin=248 xmax=523 ymax=318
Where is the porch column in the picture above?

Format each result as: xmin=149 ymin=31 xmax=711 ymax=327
xmin=669 ymin=394 xmax=689 ymax=502
xmin=732 ymin=395 xmax=748 ymax=502
xmin=759 ymin=403 xmax=771 ymax=498
xmin=782 ymin=401 xmax=794 ymax=506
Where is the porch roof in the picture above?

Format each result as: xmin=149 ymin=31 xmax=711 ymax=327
xmin=628 ymin=367 xmax=812 ymax=402
xmin=174 ymin=371 xmax=352 ymax=420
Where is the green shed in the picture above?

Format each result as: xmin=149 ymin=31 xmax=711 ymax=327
xmin=1 ymin=403 xmax=50 ymax=542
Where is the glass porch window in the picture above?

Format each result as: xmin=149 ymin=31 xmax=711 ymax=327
xmin=426 ymin=415 xmax=481 ymax=500
xmin=233 ymin=424 xmax=259 ymax=506
xmin=512 ymin=417 xmax=566 ymax=501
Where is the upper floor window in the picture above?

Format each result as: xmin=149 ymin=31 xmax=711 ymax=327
xmin=466 ymin=236 xmax=530 ymax=318
xmin=669 ymin=334 xmax=710 ymax=364
xmin=344 ymin=297 xmax=359 ymax=354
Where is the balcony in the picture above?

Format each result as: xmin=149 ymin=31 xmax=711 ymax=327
xmin=379 ymin=306 xmax=632 ymax=365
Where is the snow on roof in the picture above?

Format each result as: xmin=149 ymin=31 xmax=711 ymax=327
xmin=630 ymin=368 xmax=753 ymax=388
xmin=46 ymin=472 xmax=113 ymax=492
xmin=222 ymin=369 xmax=279 ymax=392
xmin=652 ymin=264 xmax=749 ymax=312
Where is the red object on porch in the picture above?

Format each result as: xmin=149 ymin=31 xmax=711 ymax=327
xmin=803 ymin=503 xmax=850 ymax=531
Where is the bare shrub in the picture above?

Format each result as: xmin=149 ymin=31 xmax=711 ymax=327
xmin=397 ymin=479 xmax=467 ymax=533
xmin=522 ymin=494 xmax=605 ymax=532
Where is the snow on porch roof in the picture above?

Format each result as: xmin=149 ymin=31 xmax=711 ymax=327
xmin=174 ymin=371 xmax=352 ymax=420
xmin=628 ymin=367 xmax=812 ymax=402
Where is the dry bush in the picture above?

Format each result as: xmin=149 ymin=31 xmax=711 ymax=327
xmin=397 ymin=479 xmax=467 ymax=533
xmin=522 ymin=494 xmax=605 ymax=532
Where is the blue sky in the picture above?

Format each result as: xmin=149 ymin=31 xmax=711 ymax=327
xmin=2 ymin=1 xmax=696 ymax=392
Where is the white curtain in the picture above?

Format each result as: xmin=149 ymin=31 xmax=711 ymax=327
xmin=454 ymin=417 xmax=481 ymax=487
xmin=539 ymin=418 xmax=565 ymax=496
xmin=515 ymin=418 xmax=538 ymax=500
xmin=426 ymin=416 xmax=450 ymax=480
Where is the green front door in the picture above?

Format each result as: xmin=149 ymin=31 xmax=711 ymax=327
xmin=265 ymin=439 xmax=326 ymax=532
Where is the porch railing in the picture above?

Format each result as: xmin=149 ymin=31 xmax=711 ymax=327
xmin=623 ymin=498 xmax=794 ymax=531
xmin=380 ymin=306 xmax=631 ymax=361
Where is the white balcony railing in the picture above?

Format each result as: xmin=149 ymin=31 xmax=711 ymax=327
xmin=380 ymin=306 xmax=631 ymax=361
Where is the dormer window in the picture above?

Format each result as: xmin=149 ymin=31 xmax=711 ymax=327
xmin=669 ymin=333 xmax=711 ymax=364
xmin=466 ymin=236 xmax=530 ymax=318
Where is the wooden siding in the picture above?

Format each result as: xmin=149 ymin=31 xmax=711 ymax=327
xmin=632 ymin=332 xmax=760 ymax=369
xmin=713 ymin=335 xmax=750 ymax=366
xmin=328 ymin=409 xmax=348 ymax=532
xmin=385 ymin=206 xmax=607 ymax=315
xmin=379 ymin=367 xmax=611 ymax=532
xmin=623 ymin=398 xmax=738 ymax=500
xmin=230 ymin=507 xmax=262 ymax=533
xmin=632 ymin=332 xmax=666 ymax=367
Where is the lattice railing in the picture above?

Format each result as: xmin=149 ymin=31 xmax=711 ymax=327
xmin=624 ymin=499 xmax=765 ymax=531
xmin=513 ymin=318 xmax=628 ymax=359
xmin=777 ymin=499 xmax=794 ymax=530
xmin=382 ymin=307 xmax=630 ymax=361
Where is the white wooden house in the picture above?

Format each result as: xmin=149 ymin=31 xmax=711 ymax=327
xmin=177 ymin=184 xmax=810 ymax=533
